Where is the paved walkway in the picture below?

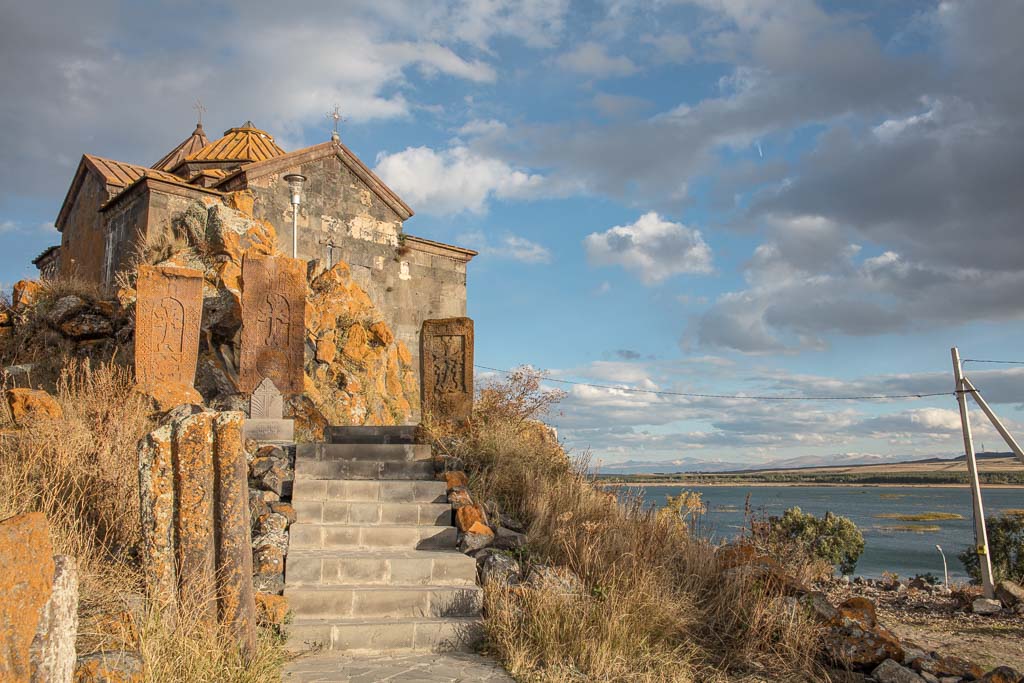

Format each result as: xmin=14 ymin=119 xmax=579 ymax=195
xmin=282 ymin=651 xmax=515 ymax=682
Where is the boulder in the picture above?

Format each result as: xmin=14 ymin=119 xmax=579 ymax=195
xmin=269 ymin=502 xmax=296 ymax=525
xmin=912 ymin=653 xmax=986 ymax=680
xmin=253 ymin=545 xmax=285 ymax=575
xmin=971 ymin=598 xmax=1002 ymax=615
xmin=73 ymin=650 xmax=143 ymax=683
xmin=823 ymin=597 xmax=904 ymax=670
xmin=456 ymin=505 xmax=487 ymax=533
xmin=527 ymin=565 xmax=583 ymax=595
xmin=257 ymin=465 xmax=285 ymax=496
xmin=458 ymin=524 xmax=494 ymax=553
xmin=12 ymin=280 xmax=42 ymax=310
xmin=252 ymin=573 xmax=284 ymax=596
xmin=995 ymin=580 xmax=1024 ymax=608
xmin=444 ymin=470 xmax=469 ymax=490
xmin=476 ymin=549 xmax=521 ymax=586
xmin=46 ymin=295 xmax=87 ymax=324
xmin=255 ymin=512 xmax=288 ymax=536
xmin=492 ymin=527 xmax=526 ymax=552
xmin=873 ymin=659 xmax=926 ymax=683
xmin=448 ymin=487 xmax=473 ymax=509
xmin=137 ymin=382 xmax=203 ymax=412
xmin=59 ymin=313 xmax=114 ymax=339
xmin=5 ymin=388 xmax=63 ymax=425
xmin=980 ymin=667 xmax=1023 ymax=683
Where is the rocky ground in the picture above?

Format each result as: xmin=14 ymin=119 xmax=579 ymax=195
xmin=825 ymin=576 xmax=1024 ymax=674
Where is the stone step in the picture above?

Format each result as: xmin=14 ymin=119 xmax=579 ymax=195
xmin=285 ymin=585 xmax=482 ymax=620
xmin=292 ymin=479 xmax=446 ymax=503
xmin=286 ymin=617 xmax=481 ymax=654
xmin=293 ymin=500 xmax=452 ymax=526
xmin=295 ymin=459 xmax=435 ymax=481
xmin=328 ymin=426 xmax=420 ymax=444
xmin=296 ymin=443 xmax=433 ymax=463
xmin=289 ymin=523 xmax=458 ymax=551
xmin=285 ymin=549 xmax=476 ymax=587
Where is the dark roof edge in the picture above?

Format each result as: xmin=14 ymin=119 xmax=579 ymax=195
xmin=404 ymin=234 xmax=477 ymax=262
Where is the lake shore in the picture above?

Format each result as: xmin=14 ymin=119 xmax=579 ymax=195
xmin=599 ymin=480 xmax=1024 ymax=489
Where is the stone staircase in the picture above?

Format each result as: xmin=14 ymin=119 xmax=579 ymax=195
xmin=284 ymin=426 xmax=481 ymax=654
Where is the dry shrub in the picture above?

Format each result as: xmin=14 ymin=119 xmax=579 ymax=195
xmin=431 ymin=369 xmax=825 ymax=682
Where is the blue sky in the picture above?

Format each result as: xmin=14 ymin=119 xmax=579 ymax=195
xmin=2 ymin=0 xmax=1023 ymax=468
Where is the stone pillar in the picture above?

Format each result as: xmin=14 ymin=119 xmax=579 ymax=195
xmin=172 ymin=413 xmax=217 ymax=624
xmin=137 ymin=425 xmax=176 ymax=606
xmin=29 ymin=555 xmax=78 ymax=683
xmin=212 ymin=412 xmax=257 ymax=659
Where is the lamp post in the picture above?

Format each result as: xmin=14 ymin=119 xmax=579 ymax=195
xmin=283 ymin=173 xmax=306 ymax=259
xmin=936 ymin=544 xmax=949 ymax=590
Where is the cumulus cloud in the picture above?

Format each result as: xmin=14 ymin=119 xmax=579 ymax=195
xmin=374 ymin=146 xmax=545 ymax=214
xmin=556 ymin=42 xmax=638 ymax=78
xmin=459 ymin=231 xmax=551 ymax=263
xmin=584 ymin=212 xmax=713 ymax=284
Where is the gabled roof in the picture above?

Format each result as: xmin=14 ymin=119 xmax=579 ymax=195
xmin=217 ymin=140 xmax=415 ymax=221
xmin=152 ymin=123 xmax=210 ymax=171
xmin=32 ymin=245 xmax=60 ymax=266
xmin=183 ymin=121 xmax=285 ymax=165
xmin=55 ymin=155 xmax=188 ymax=230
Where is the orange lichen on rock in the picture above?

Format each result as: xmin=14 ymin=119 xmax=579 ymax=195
xmin=0 ymin=512 xmax=55 ymax=683
xmin=11 ymin=280 xmax=42 ymax=310
xmin=456 ymin=505 xmax=487 ymax=533
xmin=466 ymin=521 xmax=494 ymax=537
xmin=370 ymin=321 xmax=394 ymax=345
xmin=444 ymin=471 xmax=469 ymax=490
xmin=254 ymin=594 xmax=289 ymax=626
xmin=135 ymin=382 xmax=203 ymax=412
xmin=5 ymin=388 xmax=63 ymax=425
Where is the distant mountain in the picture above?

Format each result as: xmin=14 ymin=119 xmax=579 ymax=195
xmin=594 ymin=451 xmax=1015 ymax=475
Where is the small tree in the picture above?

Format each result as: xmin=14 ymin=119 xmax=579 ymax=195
xmin=959 ymin=512 xmax=1024 ymax=584
xmin=769 ymin=507 xmax=865 ymax=575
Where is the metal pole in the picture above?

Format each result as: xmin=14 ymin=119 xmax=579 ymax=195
xmin=935 ymin=544 xmax=949 ymax=589
xmin=292 ymin=203 xmax=298 ymax=259
xmin=962 ymin=376 xmax=1024 ymax=465
xmin=952 ymin=346 xmax=995 ymax=597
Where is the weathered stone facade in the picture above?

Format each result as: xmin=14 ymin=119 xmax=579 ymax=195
xmin=44 ymin=121 xmax=475 ymax=415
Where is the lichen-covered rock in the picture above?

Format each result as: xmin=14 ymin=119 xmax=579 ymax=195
xmin=252 ymin=573 xmax=284 ymax=595
xmin=972 ymin=597 xmax=1002 ymax=615
xmin=448 ymin=487 xmax=473 ymax=509
xmin=253 ymin=545 xmax=285 ymax=575
xmin=823 ymin=597 xmax=904 ymax=670
xmin=527 ymin=565 xmax=583 ymax=595
xmin=5 ymin=388 xmax=63 ymax=425
xmin=872 ymin=659 xmax=925 ymax=683
xmin=476 ymin=549 xmax=521 ymax=586
xmin=458 ymin=526 xmax=494 ymax=553
xmin=136 ymin=382 xmax=203 ymax=413
xmin=911 ymin=653 xmax=985 ymax=680
xmin=268 ymin=502 xmax=296 ymax=525
xmin=980 ymin=666 xmax=1023 ymax=683
xmin=0 ymin=512 xmax=55 ymax=682
xmin=995 ymin=580 xmax=1024 ymax=608
xmin=11 ymin=280 xmax=42 ymax=310
xmin=30 ymin=554 xmax=78 ymax=682
xmin=254 ymin=594 xmax=289 ymax=626
xmin=456 ymin=505 xmax=487 ymax=533
xmin=444 ymin=471 xmax=469 ymax=490
xmin=73 ymin=650 xmax=143 ymax=683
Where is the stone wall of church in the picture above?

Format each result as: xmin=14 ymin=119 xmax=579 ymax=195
xmin=246 ymin=156 xmax=470 ymax=419
xmin=59 ymin=174 xmax=110 ymax=283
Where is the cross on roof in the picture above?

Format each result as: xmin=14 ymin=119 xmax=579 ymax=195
xmin=327 ymin=105 xmax=344 ymax=141
xmin=193 ymin=99 xmax=206 ymax=125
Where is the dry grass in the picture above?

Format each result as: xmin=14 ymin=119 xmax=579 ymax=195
xmin=429 ymin=370 xmax=825 ymax=682
xmin=0 ymin=360 xmax=285 ymax=681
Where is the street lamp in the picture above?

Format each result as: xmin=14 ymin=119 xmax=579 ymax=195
xmin=283 ymin=173 xmax=307 ymax=259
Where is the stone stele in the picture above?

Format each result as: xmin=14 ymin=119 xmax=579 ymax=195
xmin=239 ymin=254 xmax=305 ymax=395
xmin=0 ymin=512 xmax=55 ymax=682
xmin=244 ymin=377 xmax=294 ymax=443
xmin=420 ymin=317 xmax=474 ymax=423
xmin=135 ymin=265 xmax=204 ymax=390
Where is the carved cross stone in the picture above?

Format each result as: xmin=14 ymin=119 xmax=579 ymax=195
xmin=135 ymin=265 xmax=203 ymax=389
xmin=239 ymin=255 xmax=305 ymax=394
xmin=421 ymin=318 xmax=474 ymax=423
xmin=249 ymin=378 xmax=283 ymax=420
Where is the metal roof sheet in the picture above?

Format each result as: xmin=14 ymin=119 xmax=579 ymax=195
xmin=186 ymin=121 xmax=285 ymax=163
xmin=83 ymin=155 xmax=183 ymax=188
xmin=152 ymin=123 xmax=210 ymax=171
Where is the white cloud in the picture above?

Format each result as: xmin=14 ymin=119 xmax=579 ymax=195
xmin=457 ymin=119 xmax=508 ymax=137
xmin=556 ymin=42 xmax=637 ymax=78
xmin=460 ymin=230 xmax=552 ymax=263
xmin=584 ymin=212 xmax=713 ymax=284
xmin=374 ymin=145 xmax=545 ymax=214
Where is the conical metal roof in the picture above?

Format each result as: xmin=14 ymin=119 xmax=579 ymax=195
xmin=152 ymin=123 xmax=210 ymax=171
xmin=185 ymin=121 xmax=285 ymax=164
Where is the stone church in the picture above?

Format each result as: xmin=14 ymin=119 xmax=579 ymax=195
xmin=39 ymin=119 xmax=475 ymax=369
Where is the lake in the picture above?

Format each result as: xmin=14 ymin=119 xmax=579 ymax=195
xmin=627 ymin=485 xmax=1024 ymax=579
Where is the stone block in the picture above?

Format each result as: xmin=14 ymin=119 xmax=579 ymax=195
xmin=138 ymin=425 xmax=176 ymax=605
xmin=172 ymin=413 xmax=217 ymax=624
xmin=242 ymin=419 xmax=294 ymax=443
xmin=0 ymin=512 xmax=54 ymax=682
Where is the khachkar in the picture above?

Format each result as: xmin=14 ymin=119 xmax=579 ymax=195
xmin=421 ymin=317 xmax=474 ymax=422
xmin=138 ymin=411 xmax=256 ymax=659
xmin=135 ymin=265 xmax=203 ymax=390
xmin=239 ymin=254 xmax=305 ymax=394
